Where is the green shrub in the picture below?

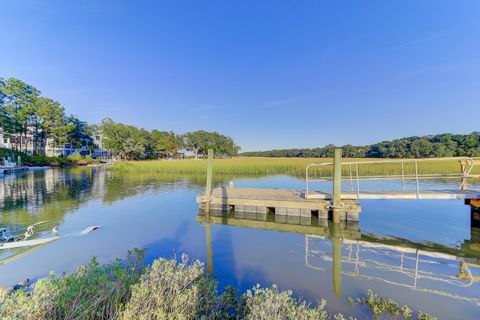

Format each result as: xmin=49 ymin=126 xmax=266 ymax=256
xmin=242 ymin=284 xmax=330 ymax=320
xmin=0 ymin=251 xmax=439 ymax=320
xmin=67 ymin=153 xmax=94 ymax=165
xmin=0 ymin=147 xmax=32 ymax=163
xmin=122 ymin=254 xmax=218 ymax=320
xmin=0 ymin=249 xmax=145 ymax=320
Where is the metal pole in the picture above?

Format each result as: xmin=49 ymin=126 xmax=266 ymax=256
xmin=355 ymin=163 xmax=360 ymax=199
xmin=332 ymin=148 xmax=342 ymax=223
xmin=401 ymin=161 xmax=405 ymax=190
xmin=205 ymin=148 xmax=214 ymax=213
xmin=460 ymin=161 xmax=468 ymax=190
xmin=305 ymin=165 xmax=309 ymax=198
xmin=349 ymin=163 xmax=353 ymax=191
xmin=415 ymin=160 xmax=420 ymax=199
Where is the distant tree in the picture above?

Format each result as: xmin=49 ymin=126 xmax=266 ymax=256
xmin=100 ymin=119 xmax=148 ymax=160
xmin=183 ymin=130 xmax=208 ymax=159
xmin=151 ymin=130 xmax=181 ymax=157
xmin=183 ymin=130 xmax=240 ymax=158
xmin=36 ymin=98 xmax=71 ymax=155
xmin=65 ymin=115 xmax=92 ymax=149
xmin=0 ymin=78 xmax=41 ymax=151
xmin=241 ymin=132 xmax=480 ymax=158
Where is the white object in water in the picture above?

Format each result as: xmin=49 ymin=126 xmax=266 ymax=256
xmin=80 ymin=226 xmax=101 ymax=235
xmin=0 ymin=236 xmax=60 ymax=249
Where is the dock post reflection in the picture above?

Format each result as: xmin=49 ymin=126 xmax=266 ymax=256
xmin=205 ymin=211 xmax=214 ymax=274
xmin=331 ymin=223 xmax=342 ymax=297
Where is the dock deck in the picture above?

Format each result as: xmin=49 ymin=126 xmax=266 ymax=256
xmin=197 ymin=187 xmax=480 ymax=222
xmin=197 ymin=187 xmax=362 ymax=221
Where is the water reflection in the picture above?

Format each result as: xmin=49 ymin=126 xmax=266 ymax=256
xmin=1 ymin=169 xmax=480 ymax=317
xmin=0 ymin=168 xmax=231 ymax=265
xmin=198 ymin=210 xmax=480 ymax=305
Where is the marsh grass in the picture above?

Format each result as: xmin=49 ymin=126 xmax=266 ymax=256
xmin=112 ymin=157 xmax=480 ymax=183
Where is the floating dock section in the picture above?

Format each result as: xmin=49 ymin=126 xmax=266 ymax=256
xmin=197 ymin=187 xmax=362 ymax=221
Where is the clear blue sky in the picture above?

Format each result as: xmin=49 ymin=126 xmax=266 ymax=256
xmin=1 ymin=1 xmax=479 ymax=151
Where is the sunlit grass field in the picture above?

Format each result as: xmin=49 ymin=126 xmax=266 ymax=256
xmin=111 ymin=157 xmax=479 ymax=179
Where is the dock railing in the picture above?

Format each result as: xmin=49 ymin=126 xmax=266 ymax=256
xmin=305 ymin=157 xmax=480 ymax=199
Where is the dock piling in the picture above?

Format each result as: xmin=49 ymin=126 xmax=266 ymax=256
xmin=204 ymin=148 xmax=214 ymax=213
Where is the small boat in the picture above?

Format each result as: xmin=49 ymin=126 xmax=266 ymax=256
xmin=0 ymin=222 xmax=60 ymax=250
xmin=0 ymin=236 xmax=59 ymax=249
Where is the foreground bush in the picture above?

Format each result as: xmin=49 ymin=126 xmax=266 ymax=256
xmin=0 ymin=249 xmax=144 ymax=320
xmin=122 ymin=254 xmax=218 ymax=319
xmin=0 ymin=251 xmax=438 ymax=320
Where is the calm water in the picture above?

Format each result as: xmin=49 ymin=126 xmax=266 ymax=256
xmin=1 ymin=167 xmax=479 ymax=319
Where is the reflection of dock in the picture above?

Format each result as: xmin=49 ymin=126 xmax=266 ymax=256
xmin=198 ymin=211 xmax=480 ymax=304
xmin=197 ymin=211 xmax=361 ymax=239
xmin=306 ymin=236 xmax=480 ymax=303
xmin=0 ymin=166 xmax=29 ymax=175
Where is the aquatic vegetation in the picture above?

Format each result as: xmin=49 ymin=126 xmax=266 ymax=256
xmin=242 ymin=285 xmax=331 ymax=320
xmin=111 ymin=157 xmax=479 ymax=183
xmin=0 ymin=251 xmax=439 ymax=320
xmin=349 ymin=290 xmax=437 ymax=320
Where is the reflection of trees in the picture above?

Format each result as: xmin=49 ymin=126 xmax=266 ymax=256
xmin=0 ymin=168 xmax=268 ymax=232
xmin=0 ymin=169 xmax=104 ymax=233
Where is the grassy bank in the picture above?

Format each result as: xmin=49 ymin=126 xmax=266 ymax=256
xmin=111 ymin=157 xmax=477 ymax=179
xmin=0 ymin=250 xmax=437 ymax=320
xmin=0 ymin=147 xmax=99 ymax=167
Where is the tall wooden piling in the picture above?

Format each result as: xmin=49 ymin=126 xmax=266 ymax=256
xmin=332 ymin=148 xmax=343 ymax=223
xmin=204 ymin=148 xmax=214 ymax=213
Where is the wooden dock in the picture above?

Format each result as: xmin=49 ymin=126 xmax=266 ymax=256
xmin=197 ymin=187 xmax=362 ymax=221
xmin=196 ymin=187 xmax=480 ymax=222
xmin=197 ymin=149 xmax=480 ymax=225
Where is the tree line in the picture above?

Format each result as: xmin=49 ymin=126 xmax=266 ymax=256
xmin=97 ymin=119 xmax=240 ymax=160
xmin=0 ymin=76 xmax=240 ymax=159
xmin=240 ymin=132 xmax=480 ymax=158
xmin=0 ymin=77 xmax=90 ymax=155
